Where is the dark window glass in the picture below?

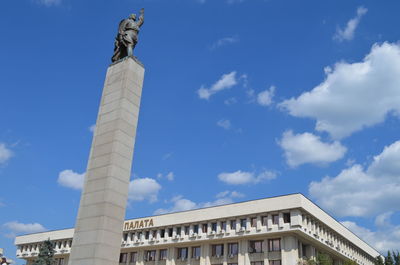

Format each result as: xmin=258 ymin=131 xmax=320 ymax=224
xmin=123 ymin=233 xmax=128 ymax=241
xmin=58 ymin=258 xmax=64 ymax=265
xmin=221 ymin=221 xmax=227 ymax=231
xmin=159 ymin=249 xmax=168 ymax=260
xmin=160 ymin=229 xmax=165 ymax=238
xmin=262 ymin=216 xmax=268 ymax=226
xmin=268 ymin=239 xmax=281 ymax=252
xmin=168 ymin=228 xmax=173 ymax=237
xmin=194 ymin=225 xmax=199 ymax=234
xmin=120 ymin=253 xmax=128 ymax=263
xmin=184 ymin=226 xmax=190 ymax=235
xmin=228 ymin=243 xmax=238 ymax=255
xmin=230 ymin=220 xmax=236 ymax=229
xmin=176 ymin=227 xmax=181 ymax=236
xmin=145 ymin=231 xmax=150 ymax=240
xmin=145 ymin=250 xmax=156 ymax=261
xmin=177 ymin=248 xmax=188 ymax=259
xmin=211 ymin=244 xmax=224 ymax=257
xmin=240 ymin=219 xmax=247 ymax=228
xmin=283 ymin=213 xmax=290 ymax=223
xmin=249 ymin=241 xmax=264 ymax=253
xmin=202 ymin=224 xmax=208 ymax=233
xmin=251 ymin=262 xmax=264 ymax=265
xmin=192 ymin=246 xmax=201 ymax=258
xmin=272 ymin=215 xmax=279 ymax=225
xmin=269 ymin=260 xmax=281 ymax=265
xmin=228 ymin=263 xmax=238 ymax=265
xmin=130 ymin=252 xmax=137 ymax=262
xmin=212 ymin=223 xmax=217 ymax=232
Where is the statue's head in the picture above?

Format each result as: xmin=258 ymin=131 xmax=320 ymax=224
xmin=129 ymin=14 xmax=137 ymax=20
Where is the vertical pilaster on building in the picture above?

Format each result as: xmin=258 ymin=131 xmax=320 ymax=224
xmin=68 ymin=57 xmax=145 ymax=265
xmin=282 ymin=236 xmax=299 ymax=265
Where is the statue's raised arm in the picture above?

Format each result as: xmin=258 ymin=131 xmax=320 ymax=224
xmin=137 ymin=8 xmax=144 ymax=27
xmin=111 ymin=8 xmax=145 ymax=63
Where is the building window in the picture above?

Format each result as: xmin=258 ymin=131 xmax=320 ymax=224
xmin=240 ymin=219 xmax=247 ymax=229
xmin=212 ymin=222 xmax=217 ymax=232
xmin=176 ymin=227 xmax=181 ymax=236
xmin=160 ymin=229 xmax=165 ymax=238
xmin=251 ymin=217 xmax=257 ymax=227
xmin=145 ymin=231 xmax=150 ymax=240
xmin=185 ymin=226 xmax=190 ymax=235
xmin=262 ymin=216 xmax=268 ymax=226
xmin=159 ymin=249 xmax=168 ymax=260
xmin=123 ymin=233 xmax=128 ymax=241
xmin=177 ymin=247 xmax=188 ymax=259
xmin=212 ymin=244 xmax=224 ymax=257
xmin=221 ymin=221 xmax=227 ymax=231
xmin=230 ymin=220 xmax=236 ymax=229
xmin=145 ymin=250 xmax=156 ymax=261
xmin=283 ymin=213 xmax=290 ymax=223
xmin=58 ymin=258 xmax=65 ymax=265
xmin=269 ymin=260 xmax=281 ymax=265
xmin=249 ymin=240 xmax=264 ymax=253
xmin=138 ymin=232 xmax=143 ymax=240
xmin=228 ymin=243 xmax=238 ymax=256
xmin=120 ymin=253 xmax=128 ymax=263
xmin=202 ymin=223 xmax=208 ymax=233
xmin=192 ymin=246 xmax=201 ymax=259
xmin=130 ymin=252 xmax=138 ymax=263
xmin=272 ymin=214 xmax=279 ymax=225
xmin=251 ymin=262 xmax=264 ymax=265
xmin=228 ymin=263 xmax=238 ymax=265
xmin=194 ymin=225 xmax=199 ymax=234
xmin=168 ymin=228 xmax=173 ymax=237
xmin=151 ymin=230 xmax=156 ymax=239
xmin=268 ymin=239 xmax=281 ymax=252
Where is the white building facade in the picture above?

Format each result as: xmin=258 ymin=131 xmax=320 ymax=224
xmin=15 ymin=194 xmax=379 ymax=265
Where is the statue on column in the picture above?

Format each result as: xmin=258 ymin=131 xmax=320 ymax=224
xmin=111 ymin=8 xmax=144 ymax=62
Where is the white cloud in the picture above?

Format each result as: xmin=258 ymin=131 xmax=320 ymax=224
xmin=218 ymin=169 xmax=276 ymax=185
xmin=210 ymin=36 xmax=239 ymax=50
xmin=154 ymin=191 xmax=243 ymax=215
xmin=257 ymin=86 xmax=275 ymax=106
xmin=217 ymin=119 xmax=232 ymax=130
xmin=57 ymin=170 xmax=85 ymax=190
xmin=0 ymin=143 xmax=13 ymax=165
xmin=89 ymin=124 xmax=96 ymax=133
xmin=129 ymin=178 xmax=161 ymax=203
xmin=334 ymin=6 xmax=368 ymax=42
xmin=342 ymin=213 xmax=400 ymax=252
xmin=224 ymin=97 xmax=237 ymax=105
xmin=279 ymin=130 xmax=347 ymax=167
xmin=197 ymin=72 xmax=238 ymax=100
xmin=157 ymin=172 xmax=174 ymax=181
xmin=36 ymin=0 xmax=61 ymax=7
xmin=3 ymin=221 xmax=47 ymax=236
xmin=280 ymin=42 xmax=400 ymax=139
xmin=309 ymin=140 xmax=400 ymax=217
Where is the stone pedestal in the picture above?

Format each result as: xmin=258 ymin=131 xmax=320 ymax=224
xmin=68 ymin=57 xmax=145 ymax=265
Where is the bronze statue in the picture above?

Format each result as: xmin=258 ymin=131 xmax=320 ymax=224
xmin=112 ymin=8 xmax=144 ymax=62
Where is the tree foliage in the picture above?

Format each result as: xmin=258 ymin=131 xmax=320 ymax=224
xmin=32 ymin=239 xmax=55 ymax=265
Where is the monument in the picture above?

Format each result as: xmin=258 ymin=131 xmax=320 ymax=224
xmin=68 ymin=9 xmax=145 ymax=265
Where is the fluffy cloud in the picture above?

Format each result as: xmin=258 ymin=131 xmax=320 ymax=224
xmin=279 ymin=42 xmax=400 ymax=139
xmin=257 ymin=86 xmax=275 ymax=106
xmin=129 ymin=178 xmax=161 ymax=203
xmin=334 ymin=7 xmax=368 ymax=42
xmin=157 ymin=172 xmax=174 ymax=181
xmin=57 ymin=170 xmax=85 ymax=190
xmin=342 ymin=212 xmax=400 ymax=252
xmin=279 ymin=130 xmax=347 ymax=167
xmin=36 ymin=0 xmax=61 ymax=7
xmin=154 ymin=191 xmax=243 ymax=215
xmin=0 ymin=143 xmax=13 ymax=165
xmin=218 ymin=170 xmax=276 ymax=185
xmin=197 ymin=72 xmax=238 ymax=100
xmin=309 ymin=140 xmax=400 ymax=217
xmin=210 ymin=36 xmax=239 ymax=50
xmin=3 ymin=221 xmax=47 ymax=237
xmin=217 ymin=119 xmax=232 ymax=130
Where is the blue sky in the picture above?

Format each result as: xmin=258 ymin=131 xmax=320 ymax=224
xmin=1 ymin=0 xmax=400 ymax=263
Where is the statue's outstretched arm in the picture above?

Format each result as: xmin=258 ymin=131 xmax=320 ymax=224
xmin=137 ymin=8 xmax=144 ymax=27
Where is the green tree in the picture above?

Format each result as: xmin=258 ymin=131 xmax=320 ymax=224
xmin=344 ymin=259 xmax=358 ymax=265
xmin=393 ymin=252 xmax=400 ymax=265
xmin=386 ymin=251 xmax=395 ymax=265
xmin=316 ymin=253 xmax=333 ymax=265
xmin=32 ymin=239 xmax=55 ymax=265
xmin=376 ymin=256 xmax=385 ymax=265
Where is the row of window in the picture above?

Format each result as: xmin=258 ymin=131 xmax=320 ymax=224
xmin=19 ymin=240 xmax=72 ymax=253
xmin=123 ymin=213 xmax=291 ymax=242
xmin=119 ymin=239 xmax=281 ymax=263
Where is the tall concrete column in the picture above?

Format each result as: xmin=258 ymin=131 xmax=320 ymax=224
xmin=68 ymin=57 xmax=145 ymax=265
xmin=282 ymin=236 xmax=299 ymax=265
